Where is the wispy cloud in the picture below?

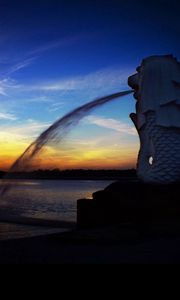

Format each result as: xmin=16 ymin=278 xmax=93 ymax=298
xmin=20 ymin=67 xmax=133 ymax=94
xmin=0 ymin=112 xmax=17 ymax=121
xmin=47 ymin=101 xmax=65 ymax=112
xmin=0 ymin=36 xmax=80 ymax=78
xmin=29 ymin=35 xmax=83 ymax=56
xmin=6 ymin=57 xmax=37 ymax=76
xmin=0 ymin=34 xmax=96 ymax=97
xmin=10 ymin=119 xmax=51 ymax=137
xmin=26 ymin=96 xmax=53 ymax=103
xmin=86 ymin=115 xmax=136 ymax=136
xmin=0 ymin=86 xmax=6 ymax=96
xmin=0 ymin=78 xmax=21 ymax=96
xmin=0 ymin=119 xmax=51 ymax=140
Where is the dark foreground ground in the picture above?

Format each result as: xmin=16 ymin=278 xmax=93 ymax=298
xmin=1 ymin=222 xmax=180 ymax=264
xmin=1 ymin=180 xmax=180 ymax=264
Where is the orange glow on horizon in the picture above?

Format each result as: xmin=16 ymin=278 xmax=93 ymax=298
xmin=0 ymin=129 xmax=139 ymax=171
xmin=0 ymin=144 xmax=138 ymax=171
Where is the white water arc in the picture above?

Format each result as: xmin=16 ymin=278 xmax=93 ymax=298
xmin=1 ymin=90 xmax=133 ymax=196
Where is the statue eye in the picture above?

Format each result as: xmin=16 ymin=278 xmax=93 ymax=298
xmin=149 ymin=156 xmax=154 ymax=165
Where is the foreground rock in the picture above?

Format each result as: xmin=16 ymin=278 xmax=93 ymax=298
xmin=77 ymin=180 xmax=180 ymax=229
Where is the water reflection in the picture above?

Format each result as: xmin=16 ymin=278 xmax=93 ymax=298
xmin=0 ymin=180 xmax=112 ymax=222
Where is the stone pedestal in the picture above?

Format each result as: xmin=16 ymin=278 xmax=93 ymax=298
xmin=77 ymin=180 xmax=180 ymax=229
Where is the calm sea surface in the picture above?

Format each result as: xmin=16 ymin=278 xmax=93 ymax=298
xmin=0 ymin=180 xmax=113 ymax=240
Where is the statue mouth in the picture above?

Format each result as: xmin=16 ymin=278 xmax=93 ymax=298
xmin=128 ymin=74 xmax=140 ymax=99
xmin=134 ymin=91 xmax=139 ymax=100
xmin=133 ymin=85 xmax=139 ymax=100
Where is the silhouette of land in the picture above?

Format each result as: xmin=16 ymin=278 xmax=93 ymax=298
xmin=0 ymin=169 xmax=136 ymax=180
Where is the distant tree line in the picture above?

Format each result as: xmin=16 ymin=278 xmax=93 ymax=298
xmin=0 ymin=169 xmax=137 ymax=180
xmin=0 ymin=171 xmax=5 ymax=178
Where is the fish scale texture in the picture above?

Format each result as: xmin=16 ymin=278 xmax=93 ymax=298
xmin=137 ymin=112 xmax=180 ymax=183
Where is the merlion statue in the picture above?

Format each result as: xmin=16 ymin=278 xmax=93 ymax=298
xmin=128 ymin=55 xmax=180 ymax=184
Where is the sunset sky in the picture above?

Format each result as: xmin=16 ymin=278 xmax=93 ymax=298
xmin=0 ymin=0 xmax=179 ymax=170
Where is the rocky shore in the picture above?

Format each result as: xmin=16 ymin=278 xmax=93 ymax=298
xmin=77 ymin=180 xmax=180 ymax=228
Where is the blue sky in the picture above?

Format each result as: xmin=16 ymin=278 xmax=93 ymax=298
xmin=0 ymin=0 xmax=179 ymax=169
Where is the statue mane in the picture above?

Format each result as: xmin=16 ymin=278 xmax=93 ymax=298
xmin=134 ymin=55 xmax=180 ymax=129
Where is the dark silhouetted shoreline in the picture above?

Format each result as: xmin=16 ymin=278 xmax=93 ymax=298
xmin=0 ymin=169 xmax=137 ymax=180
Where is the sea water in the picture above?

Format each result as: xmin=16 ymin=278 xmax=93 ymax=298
xmin=0 ymin=180 xmax=113 ymax=240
